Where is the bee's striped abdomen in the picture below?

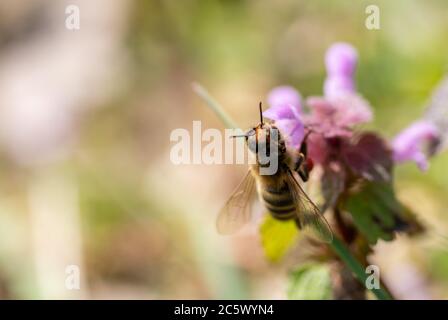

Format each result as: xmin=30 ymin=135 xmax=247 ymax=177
xmin=261 ymin=184 xmax=296 ymax=220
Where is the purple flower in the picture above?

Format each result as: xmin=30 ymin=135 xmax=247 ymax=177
xmin=325 ymin=42 xmax=358 ymax=78
xmin=324 ymin=75 xmax=356 ymax=97
xmin=392 ymin=120 xmax=440 ymax=171
xmin=324 ymin=43 xmax=358 ymax=98
xmin=306 ymin=94 xmax=372 ymax=138
xmin=266 ymin=86 xmax=302 ymax=116
xmin=263 ymin=44 xmax=370 ymax=152
xmin=263 ymin=86 xmax=305 ymax=149
xmin=305 ymin=42 xmax=371 ymax=140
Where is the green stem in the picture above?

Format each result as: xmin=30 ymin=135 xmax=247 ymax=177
xmin=192 ymin=82 xmax=239 ymax=129
xmin=330 ymin=237 xmax=392 ymax=300
xmin=194 ymin=84 xmax=393 ymax=300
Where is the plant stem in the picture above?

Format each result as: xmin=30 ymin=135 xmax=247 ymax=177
xmin=192 ymin=82 xmax=239 ymax=129
xmin=330 ymin=237 xmax=392 ymax=300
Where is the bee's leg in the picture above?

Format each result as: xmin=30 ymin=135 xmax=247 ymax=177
xmin=293 ymin=153 xmax=305 ymax=172
xmin=300 ymin=141 xmax=308 ymax=158
xmin=294 ymin=217 xmax=303 ymax=229
xmin=294 ymin=152 xmax=309 ymax=182
xmin=297 ymin=166 xmax=309 ymax=182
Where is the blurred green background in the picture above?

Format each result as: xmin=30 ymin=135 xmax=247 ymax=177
xmin=0 ymin=0 xmax=447 ymax=299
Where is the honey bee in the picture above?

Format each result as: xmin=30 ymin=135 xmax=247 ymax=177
xmin=217 ymin=103 xmax=333 ymax=243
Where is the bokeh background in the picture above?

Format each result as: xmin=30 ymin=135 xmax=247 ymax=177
xmin=0 ymin=0 xmax=447 ymax=299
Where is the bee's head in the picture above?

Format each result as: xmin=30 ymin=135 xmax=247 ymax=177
xmin=245 ymin=123 xmax=278 ymax=154
xmin=240 ymin=103 xmax=283 ymax=157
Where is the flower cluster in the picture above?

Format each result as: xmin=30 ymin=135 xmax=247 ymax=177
xmin=263 ymin=42 xmax=425 ymax=249
xmin=255 ymin=42 xmax=441 ymax=300
xmin=264 ymin=42 xmax=439 ymax=172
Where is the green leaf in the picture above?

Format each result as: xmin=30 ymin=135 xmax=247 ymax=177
xmin=287 ymin=263 xmax=332 ymax=300
xmin=342 ymin=181 xmax=409 ymax=244
xmin=259 ymin=214 xmax=298 ymax=262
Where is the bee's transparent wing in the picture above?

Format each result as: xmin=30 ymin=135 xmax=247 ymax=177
xmin=216 ymin=170 xmax=256 ymax=235
xmin=286 ymin=169 xmax=333 ymax=243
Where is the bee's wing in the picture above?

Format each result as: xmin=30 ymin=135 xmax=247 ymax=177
xmin=286 ymin=169 xmax=333 ymax=243
xmin=216 ymin=170 xmax=256 ymax=235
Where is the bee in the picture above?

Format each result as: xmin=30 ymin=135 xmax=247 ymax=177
xmin=217 ymin=103 xmax=333 ymax=243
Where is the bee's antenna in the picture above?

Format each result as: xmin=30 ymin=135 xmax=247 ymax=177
xmin=305 ymin=128 xmax=313 ymax=136
xmin=259 ymin=102 xmax=263 ymax=125
xmin=303 ymin=130 xmax=313 ymax=142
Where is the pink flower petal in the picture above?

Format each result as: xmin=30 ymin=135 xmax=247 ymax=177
xmin=330 ymin=93 xmax=373 ymax=127
xmin=267 ymin=86 xmax=302 ymax=113
xmin=274 ymin=119 xmax=304 ymax=149
xmin=325 ymin=42 xmax=358 ymax=77
xmin=263 ymin=105 xmax=296 ymax=120
xmin=265 ymin=86 xmax=305 ymax=148
xmin=413 ymin=152 xmax=429 ymax=171
xmin=307 ymin=133 xmax=328 ymax=165
xmin=392 ymin=120 xmax=440 ymax=171
xmin=306 ymin=96 xmax=336 ymax=120
xmin=324 ymin=75 xmax=355 ymax=98
xmin=305 ymin=94 xmax=371 ymax=138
